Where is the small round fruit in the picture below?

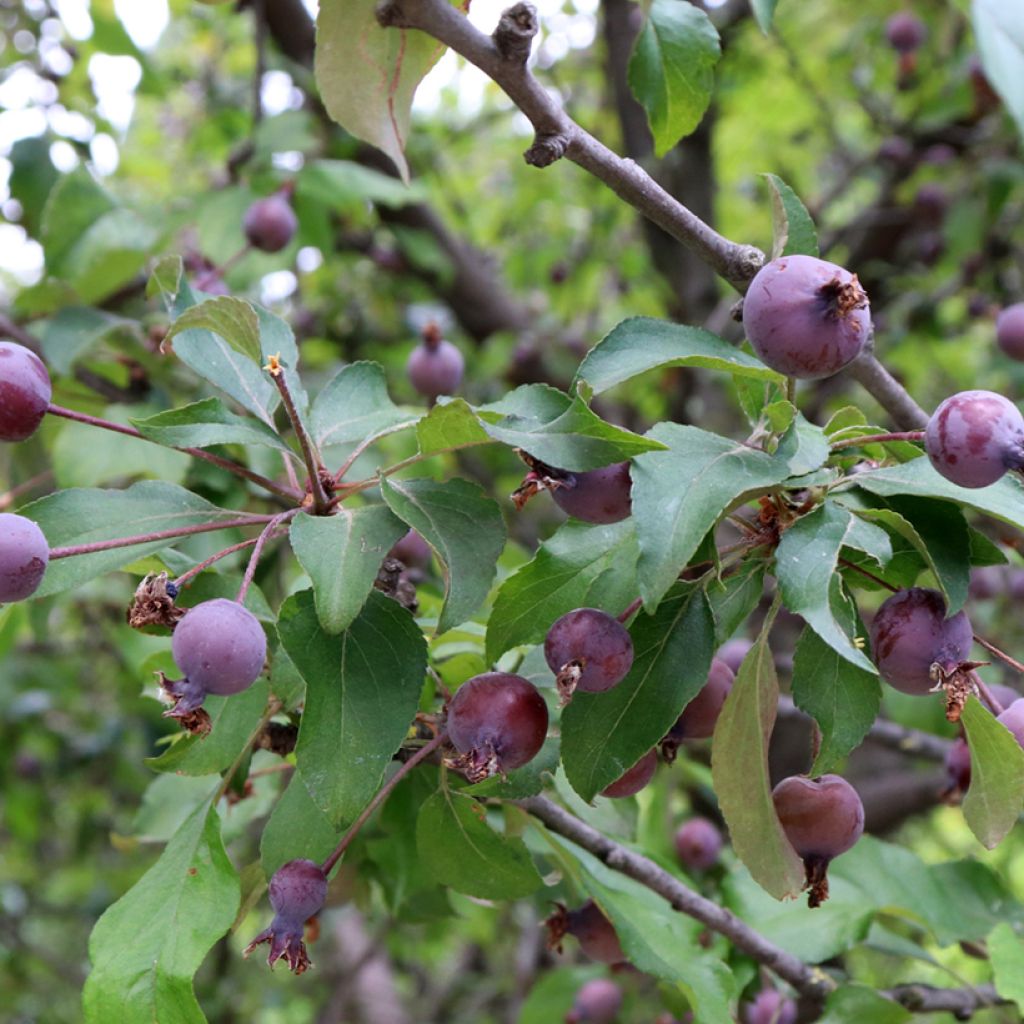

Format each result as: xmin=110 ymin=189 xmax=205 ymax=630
xmin=997 ymin=698 xmax=1024 ymax=749
xmin=171 ymin=598 xmax=267 ymax=695
xmin=742 ymin=254 xmax=871 ymax=379
xmin=675 ymin=658 xmax=735 ymax=740
xmin=0 ymin=342 xmax=52 ymax=442
xmin=717 ymin=638 xmax=752 ymax=675
xmin=968 ymin=566 xmax=1004 ymax=601
xmin=406 ymin=335 xmax=464 ymax=400
xmin=243 ymin=192 xmax=298 ymax=252
xmin=566 ymin=900 xmax=624 ymax=964
xmin=674 ymin=817 xmax=724 ymax=871
xmin=551 ymin=462 xmax=632 ymax=524
xmin=925 ymin=390 xmax=1024 ymax=488
xmin=997 ymin=304 xmax=1024 ymax=361
xmin=0 ymin=513 xmax=49 ymax=603
xmin=945 ymin=737 xmax=971 ymax=793
xmin=244 ymin=858 xmax=327 ymax=974
xmin=885 ymin=11 xmax=926 ymax=53
xmin=743 ymin=989 xmax=797 ymax=1024
xmin=446 ymin=672 xmax=548 ymax=779
xmin=389 ymin=529 xmax=432 ymax=576
xmin=601 ymin=749 xmax=657 ymax=798
xmin=544 ymin=607 xmax=633 ymax=695
xmin=869 ymin=588 xmax=972 ymax=695
xmin=565 ymin=978 xmax=623 ymax=1024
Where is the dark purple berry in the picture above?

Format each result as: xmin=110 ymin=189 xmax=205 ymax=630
xmin=869 ymin=588 xmax=972 ymax=695
xmin=172 ymin=598 xmax=267 ymax=696
xmin=0 ymin=342 xmax=51 ymax=442
xmin=243 ymin=192 xmax=298 ymax=252
xmin=925 ymin=391 xmax=1024 ymax=488
xmin=564 ymin=900 xmax=625 ymax=964
xmin=565 ymin=978 xmax=623 ymax=1024
xmin=885 ymin=11 xmax=926 ymax=53
xmin=667 ymin=658 xmax=735 ymax=747
xmin=446 ymin=672 xmax=548 ymax=781
xmin=544 ymin=607 xmax=633 ymax=703
xmin=406 ymin=323 xmax=464 ymax=401
xmin=389 ymin=528 xmax=432 ymax=572
xmin=997 ymin=304 xmax=1024 ymax=361
xmin=551 ymin=462 xmax=632 ymax=524
xmin=945 ymin=737 xmax=971 ymax=793
xmin=0 ymin=513 xmax=49 ymax=603
xmin=244 ymin=858 xmax=327 ymax=974
xmin=601 ymin=748 xmax=657 ymax=799
xmin=674 ymin=817 xmax=723 ymax=871
xmin=742 ymin=255 xmax=871 ymax=379
xmin=743 ymin=988 xmax=797 ymax=1024
xmin=914 ymin=183 xmax=948 ymax=225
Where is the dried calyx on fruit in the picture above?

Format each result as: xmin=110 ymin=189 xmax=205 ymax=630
xmin=244 ymin=859 xmax=328 ymax=974
xmin=661 ymin=657 xmax=734 ymax=761
xmin=600 ymin=748 xmax=657 ymax=799
xmin=546 ymin=899 xmax=625 ymax=965
xmin=544 ymin=607 xmax=633 ymax=704
xmin=243 ymin=188 xmax=298 ymax=253
xmin=512 ymin=449 xmax=632 ymax=525
xmin=444 ymin=672 xmax=548 ymax=781
xmin=565 ymin=978 xmax=623 ymax=1024
xmin=0 ymin=513 xmax=49 ymax=603
xmin=406 ymin=321 xmax=464 ymax=402
xmin=773 ymin=773 xmax=864 ymax=907
xmin=0 ymin=341 xmax=52 ymax=443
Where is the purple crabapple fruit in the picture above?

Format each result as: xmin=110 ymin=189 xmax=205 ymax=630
xmin=997 ymin=699 xmax=1024 ymax=749
xmin=997 ymin=304 xmax=1024 ymax=361
xmin=945 ymin=737 xmax=971 ymax=794
xmin=869 ymin=588 xmax=972 ymax=696
xmin=674 ymin=817 xmax=724 ymax=871
xmin=662 ymin=658 xmax=734 ymax=759
xmin=773 ymin=773 xmax=864 ymax=907
xmin=885 ymin=11 xmax=926 ymax=53
xmin=389 ymin=528 xmax=432 ymax=572
xmin=968 ymin=566 xmax=1004 ymax=601
xmin=0 ymin=341 xmax=52 ymax=443
xmin=717 ymin=638 xmax=752 ymax=675
xmin=879 ymin=136 xmax=913 ymax=166
xmin=600 ymin=749 xmax=657 ymax=799
xmin=0 ymin=513 xmax=49 ymax=603
xmin=552 ymin=461 xmax=632 ymax=525
xmin=565 ymin=977 xmax=623 ymax=1024
xmin=547 ymin=899 xmax=625 ymax=965
xmin=406 ymin=322 xmax=464 ymax=401
xmin=741 ymin=254 xmax=871 ymax=379
xmin=544 ymin=607 xmax=633 ymax=703
xmin=914 ymin=183 xmax=949 ymax=225
xmin=925 ymin=390 xmax=1024 ymax=488
xmin=445 ymin=672 xmax=548 ymax=781
xmin=244 ymin=858 xmax=328 ymax=973
xmin=743 ymin=988 xmax=797 ymax=1024
xmin=243 ymin=191 xmax=298 ymax=252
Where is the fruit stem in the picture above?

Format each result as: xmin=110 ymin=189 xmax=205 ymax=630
xmin=214 ymin=698 xmax=284 ymax=805
xmin=973 ymin=633 xmax=1024 ymax=677
xmin=617 ymin=596 xmax=642 ymax=623
xmin=321 ymin=730 xmax=448 ymax=876
xmin=830 ymin=430 xmax=925 ymax=451
xmin=237 ymin=508 xmax=299 ymax=602
xmin=172 ymin=536 xmax=262 ymax=589
xmin=46 ymin=404 xmax=301 ymax=501
xmin=194 ymin=243 xmax=252 ymax=291
xmin=969 ymin=670 xmax=1005 ymax=715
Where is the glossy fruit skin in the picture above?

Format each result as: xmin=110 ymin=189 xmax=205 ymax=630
xmin=447 ymin=672 xmax=548 ymax=772
xmin=674 ymin=817 xmax=724 ymax=871
xmin=552 ymin=462 xmax=632 ymax=524
xmin=997 ymin=304 xmax=1024 ymax=361
xmin=566 ymin=900 xmax=624 ymax=964
xmin=925 ymin=390 xmax=1024 ymax=488
xmin=742 ymin=255 xmax=871 ymax=380
xmin=601 ymin=748 xmax=657 ymax=798
xmin=0 ymin=513 xmax=49 ymax=603
xmin=743 ymin=989 xmax=797 ymax=1024
xmin=772 ymin=774 xmax=864 ymax=860
xmin=885 ymin=11 xmax=926 ymax=53
xmin=0 ymin=342 xmax=52 ymax=442
xmin=171 ymin=598 xmax=267 ymax=695
xmin=997 ymin=699 xmax=1024 ymax=749
xmin=406 ymin=339 xmax=464 ymax=400
xmin=672 ymin=658 xmax=735 ymax=740
xmin=544 ymin=608 xmax=634 ymax=693
xmin=269 ymin=858 xmax=328 ymax=922
xmin=565 ymin=978 xmax=623 ymax=1024
xmin=243 ymin=193 xmax=297 ymax=252
xmin=869 ymin=588 xmax=972 ymax=695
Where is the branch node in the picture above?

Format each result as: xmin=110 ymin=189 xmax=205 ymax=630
xmin=729 ymin=244 xmax=767 ymax=288
xmin=525 ymin=131 xmax=570 ymax=167
xmin=375 ymin=0 xmax=411 ymax=29
xmin=493 ymin=2 xmax=538 ymax=63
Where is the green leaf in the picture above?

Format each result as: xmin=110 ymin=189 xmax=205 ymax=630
xmin=707 ymin=561 xmax=766 ymax=645
xmin=763 ymin=173 xmax=819 ymax=258
xmin=749 ymin=0 xmax=779 ymax=34
xmin=147 ymin=254 xmax=183 ymax=300
xmin=792 ymin=627 xmax=881 ymax=775
xmin=574 ymin=317 xmax=783 ymax=396
xmin=260 ymin=770 xmax=344 ymax=876
xmin=298 ymin=159 xmax=428 ymax=211
xmin=166 ymin=295 xmax=262 ymax=365
xmin=289 ymin=504 xmax=407 ymax=634
xmin=626 ymin=0 xmax=721 ymax=156
xmin=380 ymin=477 xmax=506 ymax=633
xmin=311 ymin=361 xmax=417 ymax=450
xmin=83 ymin=799 xmax=239 ymax=1024
xmin=416 ymin=398 xmax=491 ymax=455
xmin=988 ymin=921 xmax=1024 ymax=1011
xmin=817 ymin=986 xmax=911 ymax=1024
xmin=961 ymin=696 xmax=1024 ymax=849
xmin=561 ymin=586 xmax=714 ymax=802
xmin=632 ymin=423 xmax=796 ymax=608
xmin=775 ymin=502 xmax=886 ymax=671
xmin=315 ymin=0 xmax=455 ymax=182
xmin=416 ymin=789 xmax=541 ymax=898
xmin=277 ymin=589 xmax=426 ymax=826
xmin=131 ymin=397 xmax=292 ymax=454
xmin=774 ymin=413 xmax=831 ymax=478
xmin=972 ymin=0 xmax=1024 ymax=141
xmin=41 ymin=306 xmax=130 ymax=374
xmin=23 ymin=481 xmax=248 ymax=597
xmin=711 ymin=627 xmax=805 ymax=900
xmin=485 ymin=519 xmax=638 ymax=664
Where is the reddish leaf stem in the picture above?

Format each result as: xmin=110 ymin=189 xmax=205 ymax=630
xmin=973 ymin=633 xmax=1024 ymax=677
xmin=618 ymin=596 xmax=642 ymax=623
xmin=237 ymin=508 xmax=299 ymax=602
xmin=830 ymin=430 xmax=925 ymax=451
xmin=172 ymin=536 xmax=261 ymax=589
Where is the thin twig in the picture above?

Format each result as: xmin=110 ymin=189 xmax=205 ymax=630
xmin=973 ymin=633 xmax=1024 ymax=676
xmin=0 ymin=470 xmax=54 ymax=511
xmin=237 ymin=508 xmax=299 ymax=602
xmin=172 ymin=536 xmax=262 ymax=590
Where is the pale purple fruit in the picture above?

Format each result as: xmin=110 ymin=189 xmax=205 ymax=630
xmin=244 ymin=858 xmax=327 ymax=974
xmin=243 ymin=192 xmax=297 ymax=252
xmin=552 ymin=462 xmax=632 ymax=524
xmin=968 ymin=566 xmax=1004 ymax=601
xmin=0 ymin=341 xmax=51 ymax=442
xmin=997 ymin=304 xmax=1024 ymax=361
xmin=879 ymin=136 xmax=913 ymax=166
xmin=925 ymin=390 xmax=1024 ymax=488
xmin=0 ymin=513 xmax=49 ymax=602
xmin=885 ymin=11 xmax=926 ymax=53
xmin=171 ymin=598 xmax=267 ymax=695
xmin=406 ymin=337 xmax=464 ymax=400
xmin=565 ymin=978 xmax=623 ymax=1024
xmin=674 ymin=817 xmax=723 ymax=871
xmin=601 ymin=748 xmax=657 ymax=798
xmin=717 ymin=638 xmax=752 ymax=675
xmin=997 ymin=698 xmax=1024 ymax=749
xmin=743 ymin=988 xmax=797 ymax=1024
xmin=742 ymin=255 xmax=871 ymax=379
xmin=869 ymin=588 xmax=972 ymax=695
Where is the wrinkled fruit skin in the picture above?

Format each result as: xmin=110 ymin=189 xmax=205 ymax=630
xmin=997 ymin=699 xmax=1024 ymax=749
xmin=742 ymin=255 xmax=871 ymax=380
xmin=0 ymin=341 xmax=52 ymax=443
xmin=406 ymin=338 xmax=465 ymax=400
xmin=885 ymin=11 xmax=926 ymax=53
xmin=446 ymin=672 xmax=548 ymax=778
xmin=997 ymin=304 xmax=1024 ymax=361
xmin=674 ymin=817 xmax=724 ymax=871
xmin=601 ymin=748 xmax=657 ymax=799
xmin=925 ymin=390 xmax=1024 ymax=488
xmin=243 ymin=193 xmax=298 ymax=252
xmin=869 ymin=587 xmax=972 ymax=695
xmin=565 ymin=978 xmax=623 ymax=1024
xmin=0 ymin=513 xmax=49 ymax=603
xmin=566 ymin=900 xmax=625 ymax=964
xmin=552 ymin=461 xmax=632 ymax=524
xmin=544 ymin=607 xmax=634 ymax=694
xmin=743 ymin=989 xmax=798 ymax=1024
xmin=772 ymin=774 xmax=864 ymax=860
xmin=244 ymin=859 xmax=327 ymax=974
xmin=172 ymin=598 xmax=267 ymax=696
xmin=672 ymin=658 xmax=735 ymax=741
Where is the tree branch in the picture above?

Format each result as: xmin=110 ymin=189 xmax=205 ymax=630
xmin=883 ymin=983 xmax=1008 ymax=1016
